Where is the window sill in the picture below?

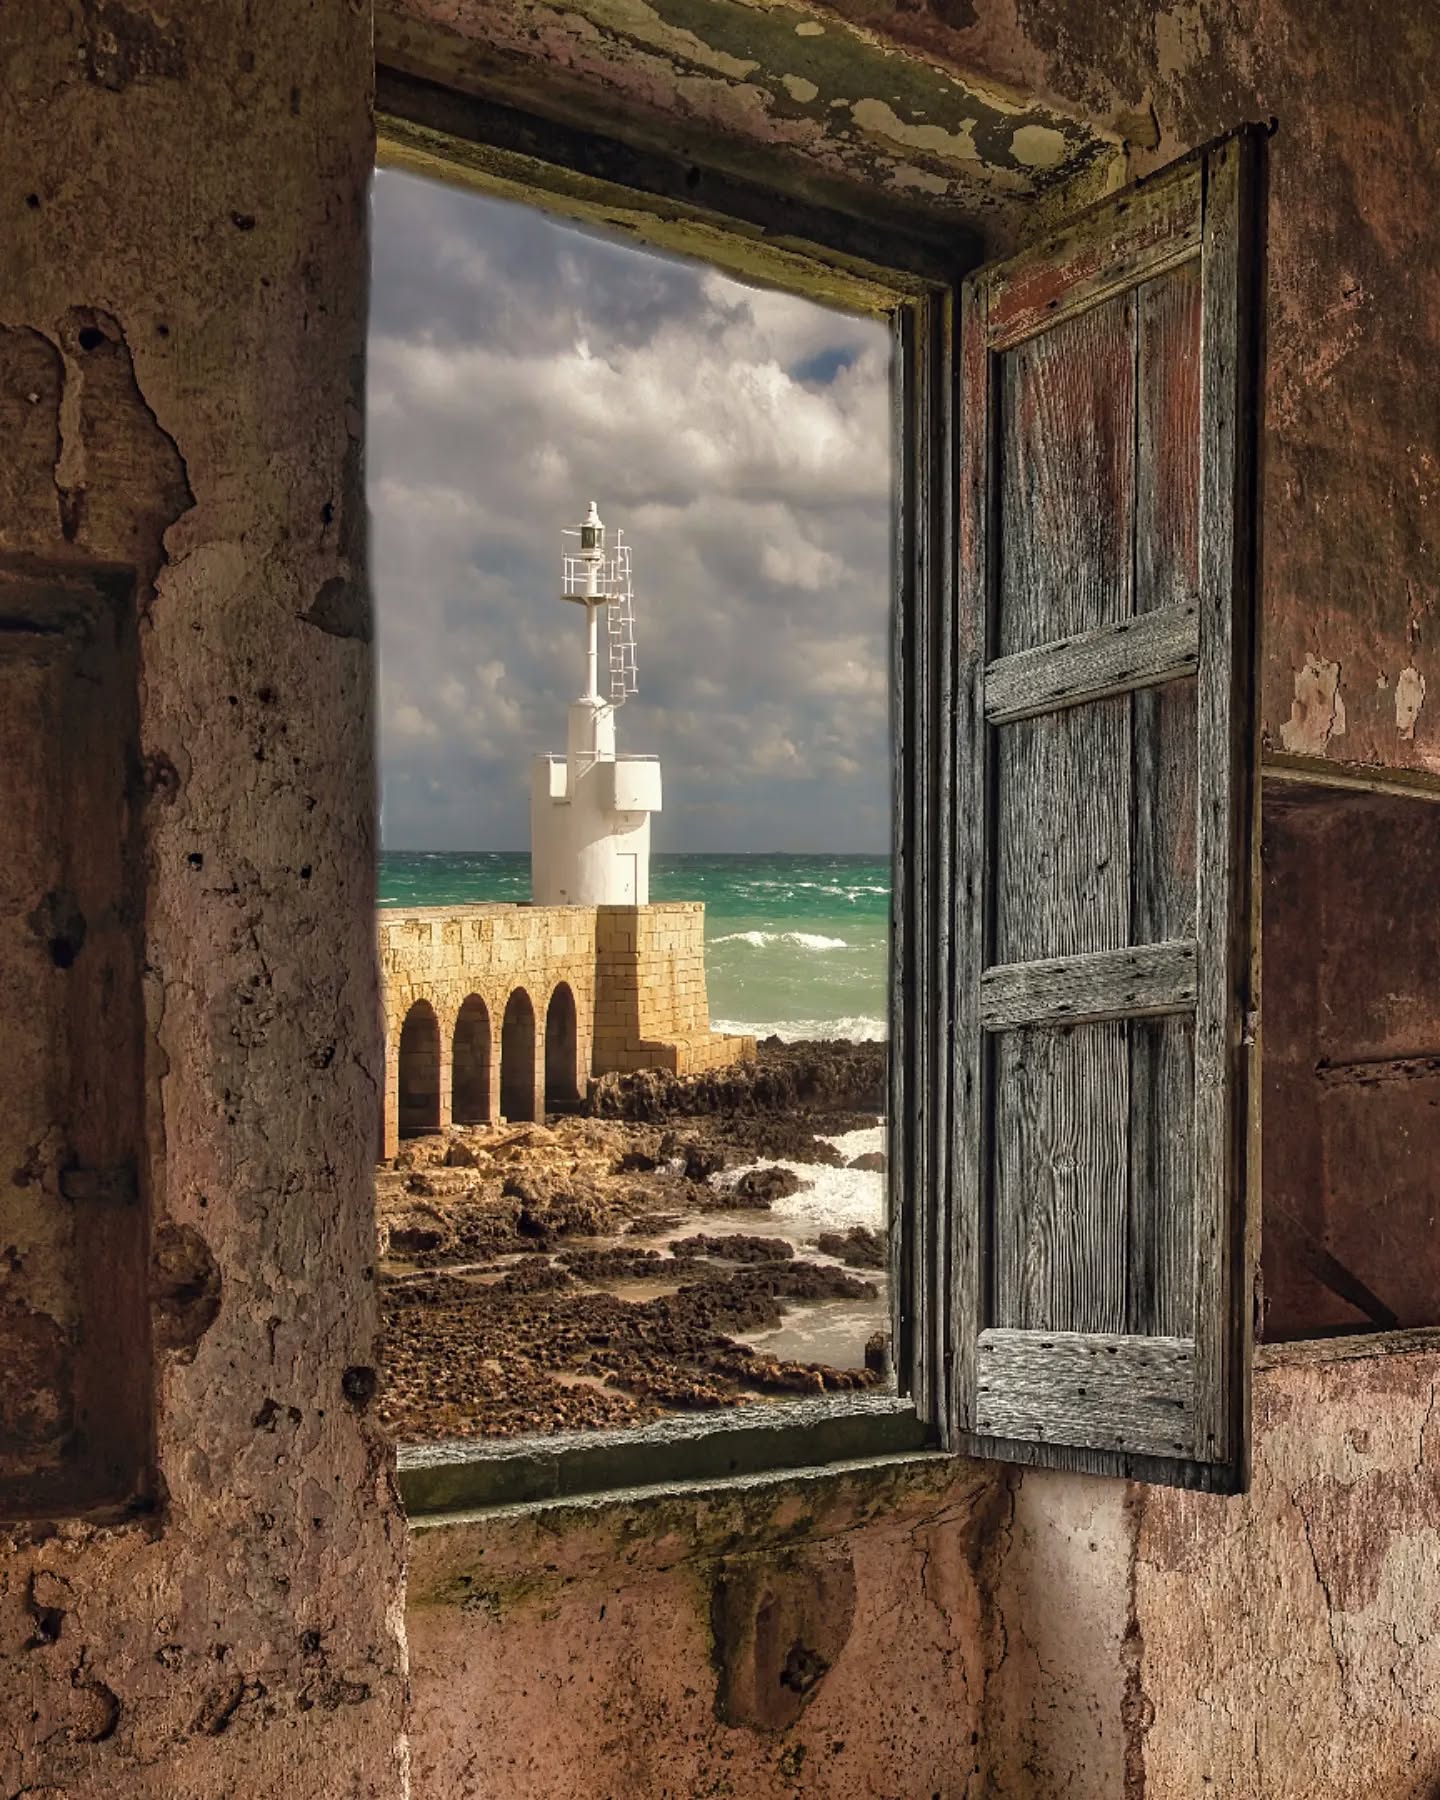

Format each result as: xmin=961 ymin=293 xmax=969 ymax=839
xmin=397 ymin=1393 xmax=937 ymax=1518
xmin=1256 ymin=1325 xmax=1440 ymax=1372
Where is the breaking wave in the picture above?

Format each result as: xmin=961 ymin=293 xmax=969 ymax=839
xmin=712 ymin=929 xmax=849 ymax=952
xmin=710 ymin=1015 xmax=888 ymax=1043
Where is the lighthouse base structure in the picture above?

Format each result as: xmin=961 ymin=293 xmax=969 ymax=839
xmin=530 ymin=699 xmax=662 ymax=907
xmin=379 ymin=901 xmax=753 ymax=1158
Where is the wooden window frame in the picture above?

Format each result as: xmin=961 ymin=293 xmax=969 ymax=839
xmin=376 ymin=69 xmax=966 ymax=1515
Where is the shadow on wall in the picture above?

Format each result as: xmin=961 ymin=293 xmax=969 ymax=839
xmin=453 ymin=994 xmax=491 ymax=1125
xmin=545 ymin=981 xmax=580 ymax=1111
xmin=398 ymin=999 xmax=440 ymax=1136
xmin=501 ymin=988 xmax=536 ymax=1122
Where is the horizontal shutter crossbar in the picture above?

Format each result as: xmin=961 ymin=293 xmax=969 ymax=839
xmin=984 ymin=600 xmax=1200 ymax=724
xmin=980 ymin=938 xmax=1198 ymax=1030
xmin=974 ymin=1329 xmax=1197 ymax=1459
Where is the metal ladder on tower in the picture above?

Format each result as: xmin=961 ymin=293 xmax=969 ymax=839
xmin=606 ymin=532 xmax=639 ymax=705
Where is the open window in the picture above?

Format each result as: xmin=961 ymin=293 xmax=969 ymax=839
xmin=371 ymin=75 xmax=1271 ymax=1509
xmin=369 ymin=123 xmax=919 ymax=1492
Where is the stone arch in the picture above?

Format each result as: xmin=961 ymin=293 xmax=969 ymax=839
xmin=397 ymin=999 xmax=441 ymax=1136
xmin=544 ymin=981 xmax=581 ymax=1112
xmin=452 ymin=994 xmax=492 ymax=1125
xmin=499 ymin=988 xmax=536 ymax=1123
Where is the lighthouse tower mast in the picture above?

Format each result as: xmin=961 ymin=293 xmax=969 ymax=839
xmin=530 ymin=503 xmax=661 ymax=905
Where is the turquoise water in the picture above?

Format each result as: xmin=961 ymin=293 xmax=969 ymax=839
xmin=378 ymin=852 xmax=890 ymax=1041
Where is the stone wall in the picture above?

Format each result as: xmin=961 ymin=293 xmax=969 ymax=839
xmin=1 ymin=4 xmax=407 ymax=1794
xmin=593 ymin=903 xmax=753 ymax=1076
xmin=380 ymin=902 xmax=752 ymax=1155
xmin=380 ymin=905 xmax=597 ymax=1157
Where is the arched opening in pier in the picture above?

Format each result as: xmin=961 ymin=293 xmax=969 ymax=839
xmin=452 ymin=995 xmax=492 ymax=1125
xmin=397 ymin=999 xmax=442 ymax=1136
xmin=544 ymin=982 xmax=581 ymax=1112
xmin=499 ymin=988 xmax=536 ymax=1122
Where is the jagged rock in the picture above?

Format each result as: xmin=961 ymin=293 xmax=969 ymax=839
xmin=816 ymin=1225 xmax=887 ymax=1270
xmin=586 ymin=1039 xmax=885 ymax=1123
xmin=848 ymin=1150 xmax=887 ymax=1173
xmin=730 ymin=1166 xmax=804 ymax=1207
xmin=669 ymin=1234 xmax=795 ymax=1263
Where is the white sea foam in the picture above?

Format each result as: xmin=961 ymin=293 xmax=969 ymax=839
xmin=711 ymin=929 xmax=848 ymax=951
xmin=712 ymin=1127 xmax=887 ymax=1236
xmin=710 ymin=1015 xmax=888 ymax=1043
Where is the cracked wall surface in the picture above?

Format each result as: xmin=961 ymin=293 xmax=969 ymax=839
xmin=2 ymin=3 xmax=407 ymax=1794
xmin=1135 ymin=1349 xmax=1440 ymax=1799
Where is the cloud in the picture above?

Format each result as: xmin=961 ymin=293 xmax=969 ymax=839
xmin=370 ymin=169 xmax=892 ymax=853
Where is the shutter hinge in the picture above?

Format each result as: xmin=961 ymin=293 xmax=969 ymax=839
xmin=60 ymin=1162 xmax=139 ymax=1205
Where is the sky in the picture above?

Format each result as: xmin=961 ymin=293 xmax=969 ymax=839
xmin=369 ymin=168 xmax=893 ymax=854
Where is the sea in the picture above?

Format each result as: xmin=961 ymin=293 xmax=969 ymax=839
xmin=378 ymin=850 xmax=890 ymax=1044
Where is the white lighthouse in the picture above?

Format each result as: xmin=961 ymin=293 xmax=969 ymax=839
xmin=530 ymin=502 xmax=662 ymax=905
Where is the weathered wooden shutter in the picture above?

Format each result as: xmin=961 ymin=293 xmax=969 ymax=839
xmin=952 ymin=135 xmax=1261 ymax=1490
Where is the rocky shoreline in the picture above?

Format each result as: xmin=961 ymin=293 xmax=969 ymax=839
xmin=377 ymin=1038 xmax=890 ymax=1441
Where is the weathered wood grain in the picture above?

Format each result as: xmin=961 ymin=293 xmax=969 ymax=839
xmin=994 ymin=696 xmax=1133 ymax=963
xmin=949 ymin=136 xmax=1260 ymax=1487
xmin=974 ymin=1328 xmax=1196 ymax=1458
xmin=892 ymin=287 xmax=960 ymax=1436
xmin=1188 ymin=133 xmax=1260 ymax=1468
xmin=996 ymin=290 xmax=1136 ymax=656
xmin=984 ymin=601 xmax=1199 ymax=724
xmin=1129 ymin=262 xmax=1204 ymax=1341
xmin=991 ymin=1022 xmax=1131 ymax=1335
xmin=950 ymin=266 xmax=990 ymax=1435
xmin=989 ymin=233 xmax=1135 ymax=1360
xmin=985 ymin=165 xmax=1202 ymax=350
xmin=980 ymin=938 xmax=1197 ymax=1029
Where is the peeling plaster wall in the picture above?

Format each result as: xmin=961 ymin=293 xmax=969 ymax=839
xmin=406 ymin=1356 xmax=1440 ymax=1799
xmin=2 ymin=5 xmax=407 ymax=1795
xmin=1135 ymin=1349 xmax=1440 ymax=1799
xmin=839 ymin=0 xmax=1440 ymax=775
xmin=404 ymin=1462 xmax=1010 ymax=1799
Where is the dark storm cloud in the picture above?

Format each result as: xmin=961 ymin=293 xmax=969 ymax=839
xmin=369 ymin=167 xmax=892 ymax=853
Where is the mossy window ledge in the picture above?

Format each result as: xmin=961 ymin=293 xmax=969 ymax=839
xmin=397 ymin=1394 xmax=936 ymax=1517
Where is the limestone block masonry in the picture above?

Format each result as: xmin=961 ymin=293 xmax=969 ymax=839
xmin=380 ymin=901 xmax=753 ymax=1158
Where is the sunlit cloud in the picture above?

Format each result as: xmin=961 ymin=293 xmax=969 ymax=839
xmin=369 ymin=169 xmax=892 ymax=852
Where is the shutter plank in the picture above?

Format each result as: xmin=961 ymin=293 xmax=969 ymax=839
xmin=950 ymin=268 xmax=990 ymax=1434
xmin=993 ymin=1022 xmax=1130 ymax=1335
xmin=996 ymin=292 xmax=1136 ymax=654
xmin=975 ymin=1328 xmax=1195 ymax=1459
xmin=995 ymin=697 xmax=1133 ymax=963
xmin=985 ymin=601 xmax=1199 ymax=724
xmin=986 ymin=170 xmax=1203 ymax=350
xmin=981 ymin=938 xmax=1197 ymax=1030
xmin=991 ymin=287 xmax=1136 ymax=1350
xmin=1189 ymin=135 xmax=1259 ymax=1467
xmin=1127 ymin=1015 xmax=1196 ymax=1336
xmin=1129 ymin=261 xmax=1205 ymax=1338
